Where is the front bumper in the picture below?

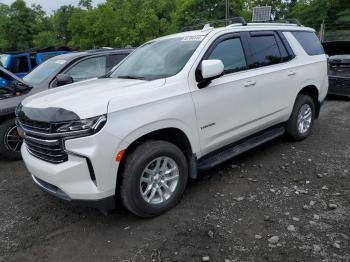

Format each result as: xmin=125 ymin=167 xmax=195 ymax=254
xmin=21 ymin=129 xmax=128 ymax=210
xmin=32 ymin=175 xmax=116 ymax=210
xmin=328 ymin=76 xmax=350 ymax=97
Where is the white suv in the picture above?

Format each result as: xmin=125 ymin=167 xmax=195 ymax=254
xmin=17 ymin=22 xmax=328 ymax=217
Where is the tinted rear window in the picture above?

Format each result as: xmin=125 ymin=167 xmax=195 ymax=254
xmin=248 ymin=35 xmax=282 ymax=68
xmin=292 ymin=31 xmax=324 ymax=56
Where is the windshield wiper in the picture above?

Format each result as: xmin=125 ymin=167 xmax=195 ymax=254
xmin=1 ymin=81 xmax=33 ymax=97
xmin=16 ymin=81 xmax=32 ymax=90
xmin=117 ymin=75 xmax=146 ymax=80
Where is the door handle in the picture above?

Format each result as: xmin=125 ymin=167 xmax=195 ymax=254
xmin=244 ymin=81 xmax=256 ymax=87
xmin=288 ymin=71 xmax=296 ymax=76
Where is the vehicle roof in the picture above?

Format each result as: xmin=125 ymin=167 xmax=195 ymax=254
xmin=1 ymin=46 xmax=73 ymax=55
xmin=155 ymin=23 xmax=315 ymax=41
xmin=48 ymin=48 xmax=134 ymax=61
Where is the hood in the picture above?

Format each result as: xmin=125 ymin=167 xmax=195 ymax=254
xmin=329 ymin=55 xmax=350 ymax=64
xmin=22 ymin=77 xmax=166 ymax=120
xmin=0 ymin=66 xmax=33 ymax=99
xmin=0 ymin=66 xmax=27 ymax=84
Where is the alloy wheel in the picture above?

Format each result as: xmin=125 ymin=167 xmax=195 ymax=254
xmin=5 ymin=126 xmax=23 ymax=152
xmin=297 ymin=104 xmax=312 ymax=134
xmin=139 ymin=156 xmax=179 ymax=205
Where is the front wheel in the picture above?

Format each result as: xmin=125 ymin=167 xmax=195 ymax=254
xmin=120 ymin=140 xmax=188 ymax=217
xmin=286 ymin=95 xmax=316 ymax=141
xmin=0 ymin=118 xmax=23 ymax=160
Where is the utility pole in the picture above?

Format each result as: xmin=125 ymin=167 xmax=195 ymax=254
xmin=225 ymin=0 xmax=229 ymax=25
xmin=319 ymin=20 xmax=325 ymax=42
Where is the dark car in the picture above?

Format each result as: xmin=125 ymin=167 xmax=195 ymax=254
xmin=0 ymin=48 xmax=133 ymax=160
xmin=323 ymin=41 xmax=350 ymax=97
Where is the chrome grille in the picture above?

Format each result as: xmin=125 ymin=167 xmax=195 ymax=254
xmin=17 ymin=119 xmax=68 ymax=164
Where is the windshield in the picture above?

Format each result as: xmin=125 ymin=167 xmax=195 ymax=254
xmin=23 ymin=58 xmax=68 ymax=85
xmin=110 ymin=36 xmax=203 ymax=81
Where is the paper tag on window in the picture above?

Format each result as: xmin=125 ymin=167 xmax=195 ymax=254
xmin=54 ymin=60 xmax=67 ymax=64
xmin=182 ymin=36 xmax=205 ymax=41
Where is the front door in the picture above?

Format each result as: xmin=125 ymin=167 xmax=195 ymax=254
xmin=189 ymin=33 xmax=262 ymax=155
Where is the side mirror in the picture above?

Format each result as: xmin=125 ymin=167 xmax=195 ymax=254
xmin=201 ymin=60 xmax=224 ymax=80
xmin=198 ymin=60 xmax=224 ymax=88
xmin=56 ymin=74 xmax=74 ymax=87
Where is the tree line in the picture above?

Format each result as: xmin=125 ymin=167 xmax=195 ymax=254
xmin=0 ymin=0 xmax=349 ymax=51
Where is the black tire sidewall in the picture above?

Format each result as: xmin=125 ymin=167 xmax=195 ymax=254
xmin=121 ymin=141 xmax=188 ymax=217
xmin=0 ymin=118 xmax=22 ymax=160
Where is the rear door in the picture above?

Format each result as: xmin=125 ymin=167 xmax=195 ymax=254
xmin=243 ymin=31 xmax=296 ymax=124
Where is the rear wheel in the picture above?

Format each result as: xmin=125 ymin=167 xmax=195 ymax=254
xmin=0 ymin=118 xmax=23 ymax=160
xmin=120 ymin=140 xmax=188 ymax=217
xmin=286 ymin=95 xmax=315 ymax=141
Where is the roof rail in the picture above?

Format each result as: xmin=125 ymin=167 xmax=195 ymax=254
xmin=251 ymin=18 xmax=302 ymax=26
xmin=182 ymin=17 xmax=247 ymax=32
xmin=86 ymin=48 xmax=132 ymax=53
xmin=267 ymin=18 xmax=302 ymax=26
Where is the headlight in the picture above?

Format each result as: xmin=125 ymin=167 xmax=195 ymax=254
xmin=56 ymin=114 xmax=107 ymax=135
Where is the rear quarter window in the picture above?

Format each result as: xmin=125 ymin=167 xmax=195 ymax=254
xmin=292 ymin=31 xmax=325 ymax=56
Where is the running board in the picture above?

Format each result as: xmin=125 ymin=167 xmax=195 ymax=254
xmin=197 ymin=127 xmax=285 ymax=171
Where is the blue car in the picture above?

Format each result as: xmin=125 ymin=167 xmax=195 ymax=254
xmin=0 ymin=47 xmax=72 ymax=87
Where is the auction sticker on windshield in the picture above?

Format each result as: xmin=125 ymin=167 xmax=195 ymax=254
xmin=54 ymin=60 xmax=67 ymax=65
xmin=182 ymin=36 xmax=205 ymax=41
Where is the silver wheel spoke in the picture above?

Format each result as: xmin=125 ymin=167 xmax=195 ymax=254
xmin=160 ymin=181 xmax=172 ymax=194
xmin=141 ymin=176 xmax=152 ymax=184
xmin=147 ymin=188 xmax=157 ymax=203
xmin=144 ymin=168 xmax=155 ymax=176
xmin=155 ymin=158 xmax=162 ymax=171
xmin=142 ymin=184 xmax=153 ymax=197
xmin=160 ymin=158 xmax=169 ymax=171
xmin=157 ymin=188 xmax=164 ymax=202
xmin=164 ymin=166 xmax=177 ymax=175
xmin=164 ymin=174 xmax=179 ymax=183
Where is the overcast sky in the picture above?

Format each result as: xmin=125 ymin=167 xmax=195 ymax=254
xmin=1 ymin=0 xmax=106 ymax=13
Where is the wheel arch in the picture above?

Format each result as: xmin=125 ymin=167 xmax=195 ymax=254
xmin=297 ymin=84 xmax=321 ymax=119
xmin=0 ymin=113 xmax=15 ymax=124
xmin=115 ymin=126 xmax=198 ymax=197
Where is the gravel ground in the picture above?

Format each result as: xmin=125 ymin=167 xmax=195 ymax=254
xmin=0 ymin=99 xmax=349 ymax=262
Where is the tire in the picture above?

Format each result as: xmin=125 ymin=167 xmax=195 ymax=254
xmin=286 ymin=95 xmax=316 ymax=141
xmin=0 ymin=118 xmax=23 ymax=161
xmin=120 ymin=140 xmax=188 ymax=217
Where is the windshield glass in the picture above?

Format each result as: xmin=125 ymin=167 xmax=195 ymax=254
xmin=110 ymin=36 xmax=203 ymax=81
xmin=23 ymin=58 xmax=67 ymax=85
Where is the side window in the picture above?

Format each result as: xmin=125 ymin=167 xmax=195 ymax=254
xmin=292 ymin=31 xmax=325 ymax=56
xmin=30 ymin=55 xmax=38 ymax=69
xmin=65 ymin=56 xmax=107 ymax=82
xmin=207 ymin=37 xmax=247 ymax=74
xmin=248 ymin=34 xmax=282 ymax=68
xmin=10 ymin=56 xmax=29 ymax=73
xmin=107 ymin=54 xmax=127 ymax=72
